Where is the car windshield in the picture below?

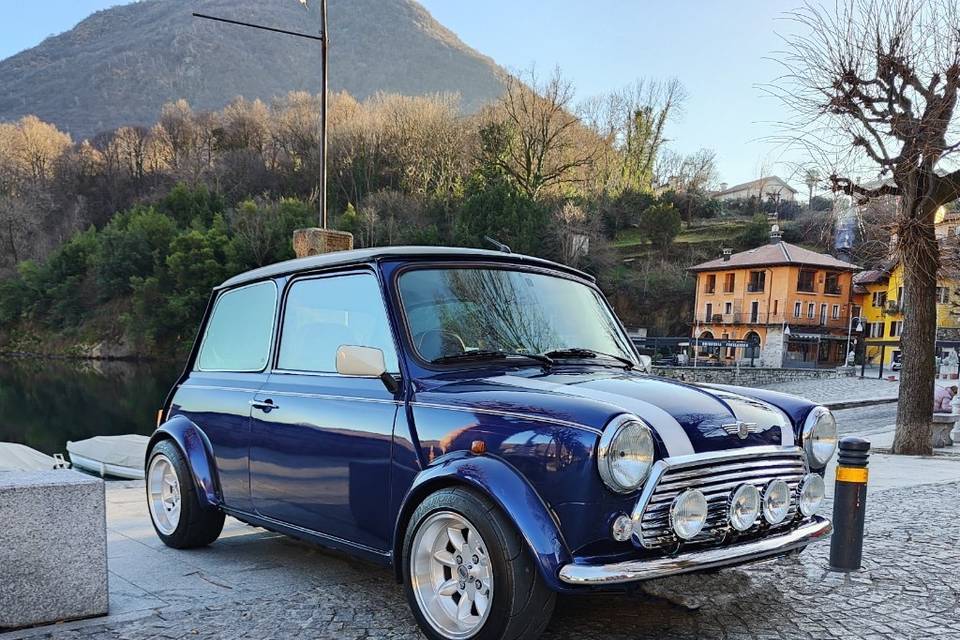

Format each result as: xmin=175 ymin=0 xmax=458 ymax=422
xmin=397 ymin=267 xmax=636 ymax=365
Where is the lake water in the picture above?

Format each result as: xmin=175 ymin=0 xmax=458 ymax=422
xmin=0 ymin=357 xmax=180 ymax=455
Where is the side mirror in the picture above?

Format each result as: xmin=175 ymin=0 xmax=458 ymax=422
xmin=637 ymin=354 xmax=652 ymax=374
xmin=336 ymin=345 xmax=400 ymax=394
xmin=336 ymin=345 xmax=387 ymax=377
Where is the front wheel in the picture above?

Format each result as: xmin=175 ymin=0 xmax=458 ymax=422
xmin=402 ymin=487 xmax=555 ymax=640
xmin=146 ymin=440 xmax=224 ymax=548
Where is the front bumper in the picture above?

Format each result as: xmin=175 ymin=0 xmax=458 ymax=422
xmin=558 ymin=516 xmax=831 ymax=585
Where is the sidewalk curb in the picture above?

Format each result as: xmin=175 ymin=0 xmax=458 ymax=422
xmin=822 ymin=397 xmax=898 ymax=410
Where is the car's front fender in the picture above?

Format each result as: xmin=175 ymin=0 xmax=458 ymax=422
xmin=147 ymin=414 xmax=221 ymax=508
xmin=393 ymin=451 xmax=572 ymax=591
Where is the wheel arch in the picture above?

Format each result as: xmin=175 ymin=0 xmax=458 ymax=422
xmin=147 ymin=414 xmax=221 ymax=508
xmin=392 ymin=453 xmax=572 ymax=591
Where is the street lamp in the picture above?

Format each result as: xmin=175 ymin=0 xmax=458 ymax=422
xmin=845 ymin=315 xmax=864 ymax=366
xmin=193 ymin=0 xmax=329 ymax=228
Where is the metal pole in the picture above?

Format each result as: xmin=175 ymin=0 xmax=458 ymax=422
xmin=845 ymin=314 xmax=853 ymax=364
xmin=190 ymin=8 xmax=328 ymax=228
xmin=319 ymin=0 xmax=328 ymax=229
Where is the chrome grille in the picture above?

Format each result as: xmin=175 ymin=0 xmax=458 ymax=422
xmin=632 ymin=447 xmax=808 ymax=550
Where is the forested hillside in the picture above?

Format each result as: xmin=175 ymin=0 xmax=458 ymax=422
xmin=0 ymin=63 xmax=835 ymax=359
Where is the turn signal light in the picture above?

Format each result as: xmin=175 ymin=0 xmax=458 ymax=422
xmin=156 ymin=409 xmax=164 ymax=428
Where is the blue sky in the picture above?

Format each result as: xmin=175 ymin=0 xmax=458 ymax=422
xmin=0 ymin=0 xmax=810 ymax=188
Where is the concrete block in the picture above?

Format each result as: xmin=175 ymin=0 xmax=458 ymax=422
xmin=0 ymin=470 xmax=108 ymax=629
xmin=930 ymin=413 xmax=957 ymax=447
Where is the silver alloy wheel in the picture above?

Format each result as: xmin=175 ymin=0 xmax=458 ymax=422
xmin=147 ymin=453 xmax=181 ymax=535
xmin=410 ymin=510 xmax=494 ymax=639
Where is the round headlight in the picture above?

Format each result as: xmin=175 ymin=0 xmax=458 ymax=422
xmin=597 ymin=416 xmax=655 ymax=493
xmin=762 ymin=479 xmax=791 ymax=524
xmin=798 ymin=473 xmax=825 ymax=517
xmin=670 ymin=489 xmax=708 ymax=540
xmin=728 ymin=483 xmax=760 ymax=532
xmin=803 ymin=406 xmax=838 ymax=468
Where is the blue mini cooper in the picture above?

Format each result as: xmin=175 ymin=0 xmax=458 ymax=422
xmin=147 ymin=247 xmax=835 ymax=640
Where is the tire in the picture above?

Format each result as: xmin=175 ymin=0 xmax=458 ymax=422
xmin=402 ymin=487 xmax=556 ymax=640
xmin=145 ymin=440 xmax=224 ymax=549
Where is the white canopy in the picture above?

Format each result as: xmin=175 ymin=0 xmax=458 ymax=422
xmin=67 ymin=435 xmax=150 ymax=471
xmin=0 ymin=443 xmax=60 ymax=472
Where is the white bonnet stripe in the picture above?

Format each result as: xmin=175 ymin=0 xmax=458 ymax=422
xmin=489 ymin=376 xmax=695 ymax=457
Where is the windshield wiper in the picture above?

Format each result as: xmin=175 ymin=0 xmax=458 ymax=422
xmin=431 ymin=350 xmax=554 ymax=367
xmin=542 ymin=348 xmax=635 ymax=370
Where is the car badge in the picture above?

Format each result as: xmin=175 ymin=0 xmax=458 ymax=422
xmin=721 ymin=420 xmax=759 ymax=439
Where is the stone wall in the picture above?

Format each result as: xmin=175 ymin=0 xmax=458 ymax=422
xmin=652 ymin=365 xmax=843 ymax=386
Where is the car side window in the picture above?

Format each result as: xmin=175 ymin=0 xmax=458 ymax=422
xmin=278 ymin=273 xmax=399 ymax=374
xmin=196 ymin=281 xmax=277 ymax=372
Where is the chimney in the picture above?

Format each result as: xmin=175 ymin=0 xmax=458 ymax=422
xmin=722 ymin=248 xmax=732 ymax=261
xmin=770 ymin=223 xmax=783 ymax=244
xmin=719 ymin=182 xmax=728 ymax=192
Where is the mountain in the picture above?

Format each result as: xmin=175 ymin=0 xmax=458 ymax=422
xmin=0 ymin=0 xmax=505 ymax=140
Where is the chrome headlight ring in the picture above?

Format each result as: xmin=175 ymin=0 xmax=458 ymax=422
xmin=802 ymin=406 xmax=838 ymax=469
xmin=597 ymin=414 xmax=656 ymax=494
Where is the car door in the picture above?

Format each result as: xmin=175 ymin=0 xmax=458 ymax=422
xmin=249 ymin=270 xmax=401 ymax=552
xmin=172 ymin=280 xmax=278 ymax=513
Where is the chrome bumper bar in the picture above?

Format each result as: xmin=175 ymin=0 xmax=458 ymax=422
xmin=558 ymin=516 xmax=832 ymax=586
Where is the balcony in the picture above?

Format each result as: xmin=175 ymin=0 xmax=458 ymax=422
xmin=695 ymin=312 xmax=852 ymax=329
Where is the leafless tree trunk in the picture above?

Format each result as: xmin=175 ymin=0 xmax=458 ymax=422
xmin=774 ymin=0 xmax=960 ymax=455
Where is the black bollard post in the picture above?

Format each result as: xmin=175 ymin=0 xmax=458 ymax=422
xmin=829 ymin=437 xmax=870 ymax=572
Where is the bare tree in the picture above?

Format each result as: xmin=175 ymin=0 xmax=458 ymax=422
xmin=655 ymin=148 xmax=718 ymax=193
xmin=485 ymin=67 xmax=600 ymax=200
xmin=776 ymin=0 xmax=960 ymax=454
xmin=583 ymin=78 xmax=687 ymax=193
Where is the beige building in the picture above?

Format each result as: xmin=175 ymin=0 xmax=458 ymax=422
xmin=712 ymin=176 xmax=798 ymax=202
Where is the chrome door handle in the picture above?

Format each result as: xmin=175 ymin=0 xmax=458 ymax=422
xmin=250 ymin=399 xmax=278 ymax=411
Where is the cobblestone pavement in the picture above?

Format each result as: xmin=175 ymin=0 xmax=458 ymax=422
xmin=9 ymin=481 xmax=959 ymax=640
xmin=832 ymin=404 xmax=899 ymax=438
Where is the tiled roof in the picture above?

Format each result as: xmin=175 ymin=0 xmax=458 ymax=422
xmin=713 ymin=176 xmax=798 ymax=197
xmin=690 ymin=241 xmax=860 ymax=272
xmin=853 ymin=269 xmax=887 ymax=285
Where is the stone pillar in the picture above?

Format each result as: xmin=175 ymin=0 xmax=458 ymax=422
xmin=292 ymin=227 xmax=354 ymax=258
xmin=760 ymin=326 xmax=786 ymax=368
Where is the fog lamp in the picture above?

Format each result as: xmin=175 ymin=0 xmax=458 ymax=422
xmin=762 ymin=479 xmax=791 ymax=524
xmin=798 ymin=473 xmax=825 ymax=517
xmin=728 ymin=483 xmax=760 ymax=532
xmin=611 ymin=514 xmax=634 ymax=542
xmin=670 ymin=489 xmax=708 ymax=540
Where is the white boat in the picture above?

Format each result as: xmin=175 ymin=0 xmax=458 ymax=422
xmin=0 ymin=442 xmax=68 ymax=472
xmin=67 ymin=434 xmax=150 ymax=480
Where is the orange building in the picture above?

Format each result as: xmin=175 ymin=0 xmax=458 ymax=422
xmin=689 ymin=231 xmax=860 ymax=367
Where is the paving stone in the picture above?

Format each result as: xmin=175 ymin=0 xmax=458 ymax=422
xmin=3 ymin=479 xmax=956 ymax=640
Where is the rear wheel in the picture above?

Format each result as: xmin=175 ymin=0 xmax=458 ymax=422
xmin=402 ymin=487 xmax=555 ymax=640
xmin=146 ymin=440 xmax=224 ymax=548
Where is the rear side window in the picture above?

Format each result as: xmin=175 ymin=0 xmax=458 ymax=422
xmin=278 ymin=273 xmax=399 ymax=373
xmin=197 ymin=281 xmax=277 ymax=372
